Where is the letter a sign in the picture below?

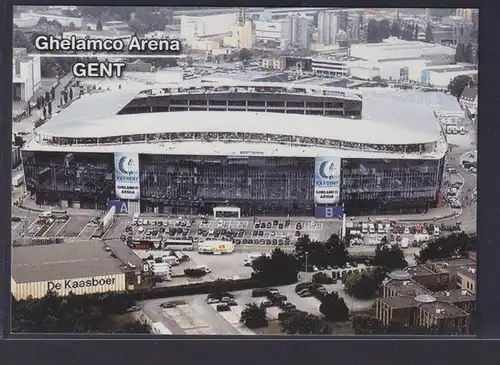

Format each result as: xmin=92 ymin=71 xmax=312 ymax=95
xmin=119 ymin=202 xmax=128 ymax=214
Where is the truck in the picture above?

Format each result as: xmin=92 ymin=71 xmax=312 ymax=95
xmin=151 ymin=263 xmax=172 ymax=279
xmin=12 ymin=172 xmax=24 ymax=187
xmin=198 ymin=240 xmax=234 ymax=254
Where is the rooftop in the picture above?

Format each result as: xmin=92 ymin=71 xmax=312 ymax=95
xmin=406 ymin=265 xmax=436 ymax=277
xmin=385 ymin=279 xmax=431 ymax=297
xmin=433 ymin=289 xmax=476 ymax=303
xmin=35 ymin=109 xmax=441 ymax=145
xmin=11 ymin=241 xmax=125 ymax=283
xmin=378 ymin=296 xmax=417 ymax=309
xmin=24 ymin=139 xmax=444 ymax=159
xmin=456 ymin=266 xmax=477 ymax=281
xmin=419 ymin=301 xmax=468 ymax=319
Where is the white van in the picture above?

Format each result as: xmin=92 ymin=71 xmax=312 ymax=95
xmin=196 ymin=265 xmax=211 ymax=273
xmin=377 ymin=223 xmax=385 ymax=234
xmin=39 ymin=210 xmax=53 ymax=218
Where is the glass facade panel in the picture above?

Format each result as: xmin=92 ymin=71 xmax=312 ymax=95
xmin=22 ymin=151 xmax=444 ymax=216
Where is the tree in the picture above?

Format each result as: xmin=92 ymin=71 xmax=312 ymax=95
xmin=344 ymin=269 xmax=384 ymax=299
xmin=377 ymin=19 xmax=390 ymax=40
xmin=128 ymin=19 xmax=148 ymax=36
xmin=319 ymin=292 xmax=349 ymax=322
xmin=447 ymin=74 xmax=473 ymax=99
xmin=390 ymin=21 xmax=401 ymax=38
xmin=36 ymin=97 xmax=41 ymax=109
xmin=64 ymin=92 xmax=69 ymax=104
xmin=464 ymin=43 xmax=474 ymax=63
xmin=454 ymin=43 xmax=466 ymax=63
xmin=252 ymin=248 xmax=300 ymax=284
xmin=280 ymin=311 xmax=332 ymax=334
xmin=238 ymin=48 xmax=252 ymax=61
xmin=47 ymin=101 xmax=52 ymax=115
xmin=324 ymin=234 xmax=348 ymax=267
xmin=425 ymin=23 xmax=434 ymax=43
xmin=12 ymin=291 xmax=146 ymax=333
xmin=42 ymin=107 xmax=47 ymax=120
xmin=414 ymin=24 xmax=419 ymax=40
xmin=13 ymin=30 xmax=34 ymax=51
xmin=45 ymin=91 xmax=51 ymax=102
xmin=352 ymin=316 xmax=445 ymax=335
xmin=372 ymin=243 xmax=408 ymax=271
xmin=366 ymin=19 xmax=379 ymax=43
xmin=352 ymin=315 xmax=386 ymax=334
xmin=209 ymin=279 xmax=231 ymax=299
xmin=51 ymin=86 xmax=56 ymax=100
xmin=240 ymin=303 xmax=267 ymax=329
xmin=416 ymin=232 xmax=476 ymax=264
xmin=69 ymin=87 xmax=74 ymax=100
xmin=96 ymin=19 xmax=103 ymax=31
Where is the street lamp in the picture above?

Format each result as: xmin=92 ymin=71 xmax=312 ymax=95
xmin=305 ymin=252 xmax=309 ymax=283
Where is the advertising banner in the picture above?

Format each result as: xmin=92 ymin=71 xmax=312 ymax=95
xmin=107 ymin=200 xmax=129 ymax=214
xmin=314 ymin=206 xmax=344 ymax=219
xmin=314 ymin=157 xmax=341 ymax=204
xmin=114 ymin=153 xmax=141 ymax=200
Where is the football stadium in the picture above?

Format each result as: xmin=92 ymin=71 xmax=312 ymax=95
xmin=22 ymin=81 xmax=448 ymax=217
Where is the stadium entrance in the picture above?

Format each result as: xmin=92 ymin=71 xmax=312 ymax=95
xmin=213 ymin=206 xmax=241 ymax=218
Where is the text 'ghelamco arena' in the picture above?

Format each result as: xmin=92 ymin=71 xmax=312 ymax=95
xmin=22 ymin=80 xmax=448 ymax=218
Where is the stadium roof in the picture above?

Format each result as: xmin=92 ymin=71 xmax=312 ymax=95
xmin=24 ymin=138 xmax=446 ymax=160
xmin=36 ymin=110 xmax=440 ymax=145
xmin=11 ymin=241 xmax=125 ymax=283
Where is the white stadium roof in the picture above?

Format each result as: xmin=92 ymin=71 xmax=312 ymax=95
xmin=23 ymin=140 xmax=445 ymax=160
xmin=36 ymin=109 xmax=440 ymax=145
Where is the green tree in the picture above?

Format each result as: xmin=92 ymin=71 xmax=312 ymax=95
xmin=464 ymin=43 xmax=474 ymax=63
xmin=47 ymin=101 xmax=52 ymax=115
xmin=425 ymin=23 xmax=434 ymax=43
xmin=377 ymin=19 xmax=390 ymax=40
xmin=319 ymin=292 xmax=349 ymax=322
xmin=366 ymin=19 xmax=379 ymax=43
xmin=416 ymin=232 xmax=476 ymax=264
xmin=240 ymin=303 xmax=267 ymax=329
xmin=454 ymin=43 xmax=466 ymax=63
xmin=209 ymin=278 xmax=231 ymax=299
xmin=390 ymin=21 xmax=401 ymax=38
xmin=344 ymin=270 xmax=384 ymax=299
xmin=280 ymin=311 xmax=332 ymax=334
xmin=373 ymin=243 xmax=408 ymax=271
xmin=252 ymin=248 xmax=300 ymax=284
xmin=325 ymin=234 xmax=348 ymax=267
xmin=238 ymin=48 xmax=252 ymax=62
xmin=414 ymin=24 xmax=419 ymax=40
xmin=69 ymin=87 xmax=74 ymax=100
xmin=352 ymin=315 xmax=386 ymax=334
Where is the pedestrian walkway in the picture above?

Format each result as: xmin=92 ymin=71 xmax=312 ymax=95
xmin=20 ymin=199 xmax=102 ymax=217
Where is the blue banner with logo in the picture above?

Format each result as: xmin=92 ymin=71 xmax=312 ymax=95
xmin=315 ymin=206 xmax=344 ymax=219
xmin=107 ymin=200 xmax=129 ymax=214
xmin=114 ymin=152 xmax=140 ymax=200
xmin=314 ymin=157 xmax=341 ymax=204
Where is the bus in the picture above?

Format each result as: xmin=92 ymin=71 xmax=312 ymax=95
xmin=163 ymin=238 xmax=194 ymax=251
xmin=127 ymin=236 xmax=163 ymax=250
xmin=151 ymin=322 xmax=172 ymax=335
xmin=213 ymin=206 xmax=241 ymax=218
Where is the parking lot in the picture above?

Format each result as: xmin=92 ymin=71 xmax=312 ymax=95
xmin=11 ymin=213 xmax=101 ymax=240
xmin=141 ymin=280 xmax=375 ymax=335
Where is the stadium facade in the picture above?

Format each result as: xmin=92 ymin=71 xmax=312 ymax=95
xmin=22 ymin=81 xmax=448 ymax=217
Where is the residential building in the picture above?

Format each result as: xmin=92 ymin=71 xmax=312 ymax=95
xmin=12 ymin=48 xmax=41 ymax=102
xmin=282 ymin=13 xmax=310 ymax=50
xmin=261 ymin=58 xmax=285 ymax=70
xmin=317 ymin=11 xmax=339 ymax=45
xmin=459 ymin=86 xmax=478 ymax=117
xmin=456 ymin=266 xmax=477 ymax=295
xmin=376 ymin=269 xmax=475 ymax=335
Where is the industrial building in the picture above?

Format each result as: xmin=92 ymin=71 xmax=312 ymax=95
xmin=12 ymin=48 xmax=41 ymax=103
xmin=21 ymin=78 xmax=448 ymax=217
xmin=282 ymin=13 xmax=311 ymax=50
xmin=11 ymin=240 xmax=148 ymax=300
xmin=317 ymin=11 xmax=339 ymax=45
xmin=311 ymin=58 xmax=349 ymax=77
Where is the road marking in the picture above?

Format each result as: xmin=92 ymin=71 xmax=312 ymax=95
xmin=77 ymin=224 xmax=91 ymax=238
xmin=26 ymin=219 xmax=39 ymax=233
xmin=42 ymin=220 xmax=57 ymax=237
xmin=11 ymin=222 xmax=21 ymax=231
xmin=55 ymin=217 xmax=71 ymax=237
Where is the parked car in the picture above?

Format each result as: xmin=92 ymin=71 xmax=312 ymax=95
xmin=216 ymin=304 xmax=231 ymax=312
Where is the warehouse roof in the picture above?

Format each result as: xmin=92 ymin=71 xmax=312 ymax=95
xmin=11 ymin=241 xmax=125 ymax=283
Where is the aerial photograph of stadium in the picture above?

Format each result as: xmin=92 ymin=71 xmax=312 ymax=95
xmin=11 ymin=6 xmax=477 ymax=335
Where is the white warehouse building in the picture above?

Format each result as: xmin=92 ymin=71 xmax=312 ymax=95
xmin=254 ymin=20 xmax=285 ymax=41
xmin=13 ymin=48 xmax=41 ymax=102
xmin=11 ymin=241 xmax=129 ymax=300
xmin=181 ymin=13 xmax=238 ymax=42
xmin=14 ymin=12 xmax=82 ymax=28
